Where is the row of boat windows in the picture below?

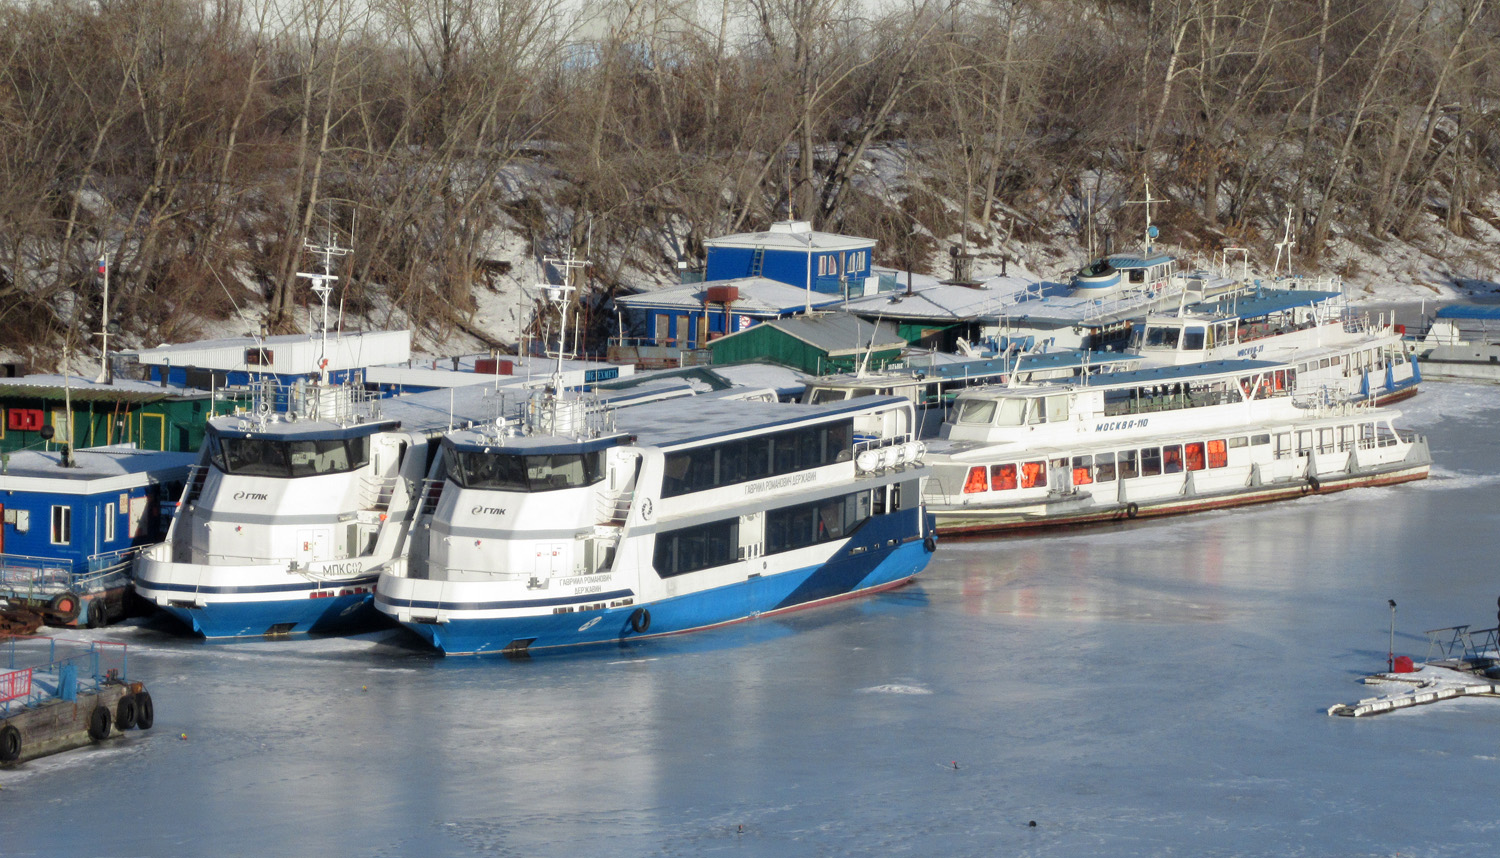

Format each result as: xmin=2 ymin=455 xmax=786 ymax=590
xmin=653 ymin=483 xmax=916 ymax=577
xmin=446 ymin=450 xmax=605 ymax=493
xmin=960 ymin=421 xmax=1400 ymax=494
xmin=953 ymin=372 xmax=1294 ymax=428
xmin=962 ymin=438 xmax=1238 ymax=493
xmin=1297 ymin=347 xmax=1401 ymax=374
xmin=661 ymin=419 xmax=854 ymax=498
xmin=208 ymin=435 xmax=371 ymax=478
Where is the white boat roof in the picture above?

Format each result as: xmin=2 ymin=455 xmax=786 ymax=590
xmin=956 ymin=359 xmax=1288 ymax=398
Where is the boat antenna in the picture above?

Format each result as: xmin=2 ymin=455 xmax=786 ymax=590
xmin=542 ymin=251 xmax=588 ymax=388
xmin=296 ymin=228 xmax=349 ymax=379
xmin=1125 ymin=176 xmax=1165 ymax=256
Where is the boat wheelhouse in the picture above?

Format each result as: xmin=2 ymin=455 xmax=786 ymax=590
xmin=1129 ymin=288 xmax=1419 ymax=404
xmin=921 ymin=360 xmax=1431 ymax=536
xmin=1408 ymin=304 xmax=1500 ymax=383
xmin=375 ymin=390 xmax=935 ymax=655
xmin=799 ymin=349 xmax=1141 ymax=437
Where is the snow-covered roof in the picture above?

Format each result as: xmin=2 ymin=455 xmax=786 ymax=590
xmin=364 ymin=355 xmax=634 ymax=389
xmin=705 ymin=220 xmax=875 ymax=252
xmin=614 ymin=277 xmax=846 ymax=315
xmin=123 ymin=330 xmax=411 ymax=375
xmin=0 ymin=445 xmax=197 ymax=492
xmin=844 ymin=274 xmax=1036 ymax=322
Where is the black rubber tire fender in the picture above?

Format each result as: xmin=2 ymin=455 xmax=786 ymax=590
xmin=115 ymin=694 xmax=138 ymax=731
xmin=134 ymin=692 xmax=155 ymax=731
xmin=88 ymin=706 xmax=111 ymax=742
xmin=0 ymin=724 xmax=20 ymax=763
xmin=86 ymin=599 xmax=107 ymax=629
xmin=48 ymin=592 xmax=81 ymax=624
xmin=1125 ymin=502 xmax=1140 ymax=519
xmin=923 ymin=535 xmax=937 ymax=553
xmin=1308 ymin=475 xmax=1321 ymax=492
xmin=629 ymin=607 xmax=652 ymax=634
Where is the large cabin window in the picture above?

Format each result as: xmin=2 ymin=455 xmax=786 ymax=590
xmin=765 ymin=491 xmax=870 ymax=554
xmin=654 ymin=518 xmax=739 ymax=577
xmin=1182 ymin=328 xmax=1206 ymax=350
xmin=449 ymin=449 xmax=603 ymax=492
xmin=661 ymin=419 xmax=854 ymax=498
xmin=209 ymin=434 xmax=371 ymax=478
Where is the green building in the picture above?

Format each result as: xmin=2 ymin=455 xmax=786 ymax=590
xmin=707 ymin=313 xmax=907 ymax=376
xmin=0 ymin=375 xmax=244 ymax=455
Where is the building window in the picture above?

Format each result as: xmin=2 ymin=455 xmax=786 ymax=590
xmin=245 ymin=348 xmax=274 ymax=366
xmin=51 ymin=505 xmax=71 ymax=545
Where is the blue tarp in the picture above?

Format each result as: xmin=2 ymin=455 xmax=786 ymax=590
xmin=1435 ymin=304 xmax=1500 ymax=321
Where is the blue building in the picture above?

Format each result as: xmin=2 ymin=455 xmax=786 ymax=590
xmin=612 ymin=221 xmax=881 ymax=362
xmin=0 ymin=446 xmax=196 ymax=626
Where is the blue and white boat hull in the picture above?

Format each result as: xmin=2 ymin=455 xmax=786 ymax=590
xmin=377 ymin=510 xmax=934 ymax=655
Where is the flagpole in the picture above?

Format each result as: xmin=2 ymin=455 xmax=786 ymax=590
xmin=94 ymin=254 xmax=110 ymax=384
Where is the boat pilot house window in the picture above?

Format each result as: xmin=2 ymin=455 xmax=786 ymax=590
xmin=208 ymin=433 xmax=371 ymax=478
xmin=447 ymin=449 xmax=604 ymax=492
xmin=661 ymin=419 xmax=854 ymax=498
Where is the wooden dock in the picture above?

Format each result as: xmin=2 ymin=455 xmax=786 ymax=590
xmin=1 ymin=681 xmax=154 ymax=763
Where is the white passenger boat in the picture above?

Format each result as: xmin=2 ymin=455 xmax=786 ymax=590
xmin=1129 ymin=288 xmax=1419 ymax=405
xmin=800 ymin=349 xmax=1141 ymax=437
xmin=921 ymin=360 xmax=1431 ymax=536
xmin=374 ymin=388 xmax=935 ymax=655
xmin=1408 ymin=304 xmax=1500 ymax=383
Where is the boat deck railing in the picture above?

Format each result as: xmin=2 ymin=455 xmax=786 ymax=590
xmin=1424 ymin=624 xmax=1499 ymax=665
xmin=0 ymin=636 xmax=128 ymax=718
xmin=0 ymin=547 xmax=139 ymax=598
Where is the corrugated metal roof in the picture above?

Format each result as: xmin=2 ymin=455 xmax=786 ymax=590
xmin=0 ymin=374 xmax=205 ymax=403
xmin=715 ymin=313 xmax=905 ymax=356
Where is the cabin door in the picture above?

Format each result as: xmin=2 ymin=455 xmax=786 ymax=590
xmin=298 ymin=528 xmax=329 ymax=563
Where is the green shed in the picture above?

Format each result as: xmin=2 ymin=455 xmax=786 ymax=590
xmin=707 ymin=313 xmax=907 ymax=375
xmin=0 ymin=376 xmax=246 ymax=455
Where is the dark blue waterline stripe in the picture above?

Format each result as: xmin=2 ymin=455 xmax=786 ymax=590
xmin=138 ymin=576 xmax=378 ymax=595
xmin=375 ymin=588 xmax=635 ymax=612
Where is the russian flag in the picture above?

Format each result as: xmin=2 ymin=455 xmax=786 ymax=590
xmin=97 ymin=258 xmax=107 ymax=275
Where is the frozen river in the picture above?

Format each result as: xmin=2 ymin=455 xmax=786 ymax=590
xmin=4 ymin=383 xmax=1500 ymax=857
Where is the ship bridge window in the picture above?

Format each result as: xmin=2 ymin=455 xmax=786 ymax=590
xmin=955 ymin=399 xmax=996 ymax=425
xmin=448 ymin=449 xmax=603 ymax=492
xmin=1182 ymin=328 xmax=1206 ymax=350
xmin=209 ymin=434 xmax=371 ymax=478
xmin=808 ymin=388 xmax=849 ymax=403
xmin=1144 ymin=326 xmax=1180 ymax=349
xmin=1129 ymin=269 xmax=1145 ymax=284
